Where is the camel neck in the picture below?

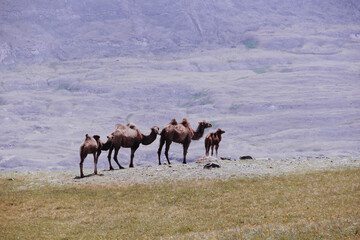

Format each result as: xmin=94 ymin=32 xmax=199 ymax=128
xmin=192 ymin=125 xmax=205 ymax=140
xmin=142 ymin=131 xmax=157 ymax=145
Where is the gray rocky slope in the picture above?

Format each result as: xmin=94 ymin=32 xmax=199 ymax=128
xmin=0 ymin=1 xmax=359 ymax=172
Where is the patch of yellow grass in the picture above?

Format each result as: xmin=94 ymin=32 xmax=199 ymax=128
xmin=0 ymin=168 xmax=359 ymax=239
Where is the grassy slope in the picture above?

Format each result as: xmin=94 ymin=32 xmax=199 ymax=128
xmin=1 ymin=168 xmax=359 ymax=239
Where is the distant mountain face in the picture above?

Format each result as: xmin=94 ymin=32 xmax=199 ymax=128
xmin=1 ymin=0 xmax=359 ymax=66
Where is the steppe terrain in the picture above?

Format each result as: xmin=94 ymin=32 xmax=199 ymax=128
xmin=1 ymin=43 xmax=359 ymax=172
xmin=1 ymin=1 xmax=360 ymax=239
xmin=1 ymin=0 xmax=360 ymax=172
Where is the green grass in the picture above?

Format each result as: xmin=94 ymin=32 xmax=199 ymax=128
xmin=252 ymin=67 xmax=267 ymax=74
xmin=243 ymin=39 xmax=259 ymax=49
xmin=229 ymin=103 xmax=243 ymax=111
xmin=182 ymin=91 xmax=213 ymax=107
xmin=1 ymin=169 xmax=359 ymax=239
xmin=125 ymin=113 xmax=134 ymax=123
xmin=280 ymin=68 xmax=293 ymax=73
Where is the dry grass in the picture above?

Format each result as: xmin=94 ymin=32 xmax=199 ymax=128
xmin=1 ymin=168 xmax=359 ymax=239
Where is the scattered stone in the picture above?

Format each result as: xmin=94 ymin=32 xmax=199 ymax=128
xmin=8 ymin=178 xmax=14 ymax=181
xmin=204 ymin=163 xmax=221 ymax=169
xmin=196 ymin=157 xmax=216 ymax=163
xmin=240 ymin=156 xmax=253 ymax=160
xmin=220 ymin=157 xmax=232 ymax=161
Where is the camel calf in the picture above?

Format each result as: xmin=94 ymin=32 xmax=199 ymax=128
xmin=79 ymin=134 xmax=103 ymax=178
xmin=205 ymin=128 xmax=225 ymax=157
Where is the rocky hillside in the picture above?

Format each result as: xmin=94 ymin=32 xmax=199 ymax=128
xmin=1 ymin=0 xmax=359 ymax=66
xmin=0 ymin=1 xmax=359 ymax=172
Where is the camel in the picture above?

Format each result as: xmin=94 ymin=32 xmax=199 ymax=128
xmin=157 ymin=118 xmax=212 ymax=165
xmin=79 ymin=134 xmax=103 ymax=178
xmin=104 ymin=123 xmax=160 ymax=169
xmin=205 ymin=128 xmax=225 ymax=157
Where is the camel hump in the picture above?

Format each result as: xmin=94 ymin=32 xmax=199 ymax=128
xmin=115 ymin=123 xmax=126 ymax=129
xmin=181 ymin=118 xmax=190 ymax=127
xmin=170 ymin=118 xmax=177 ymax=125
xmin=85 ymin=134 xmax=91 ymax=140
xmin=127 ymin=123 xmax=137 ymax=129
xmin=93 ymin=135 xmax=100 ymax=141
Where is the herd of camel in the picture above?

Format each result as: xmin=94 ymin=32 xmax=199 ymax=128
xmin=79 ymin=118 xmax=225 ymax=178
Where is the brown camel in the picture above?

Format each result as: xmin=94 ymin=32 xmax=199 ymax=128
xmin=157 ymin=118 xmax=212 ymax=165
xmin=79 ymin=134 xmax=103 ymax=178
xmin=205 ymin=128 xmax=225 ymax=157
xmin=104 ymin=123 xmax=160 ymax=169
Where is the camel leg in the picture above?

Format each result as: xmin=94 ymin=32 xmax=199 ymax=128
xmin=157 ymin=136 xmax=166 ymax=165
xmin=79 ymin=152 xmax=87 ymax=178
xmin=215 ymin=144 xmax=219 ymax=158
xmin=80 ymin=157 xmax=85 ymax=178
xmin=205 ymin=141 xmax=210 ymax=156
xmin=93 ymin=153 xmax=98 ymax=175
xmin=95 ymin=148 xmax=102 ymax=174
xmin=107 ymin=146 xmax=114 ymax=170
xmin=211 ymin=144 xmax=214 ymax=156
xmin=165 ymin=140 xmax=172 ymax=165
xmin=113 ymin=146 xmax=125 ymax=169
xmin=129 ymin=145 xmax=139 ymax=168
xmin=182 ymin=142 xmax=190 ymax=164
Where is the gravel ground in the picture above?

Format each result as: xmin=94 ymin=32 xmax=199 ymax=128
xmin=2 ymin=156 xmax=360 ymax=188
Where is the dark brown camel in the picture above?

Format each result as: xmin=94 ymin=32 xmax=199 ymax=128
xmin=79 ymin=134 xmax=103 ymax=178
xmin=157 ymin=118 xmax=212 ymax=165
xmin=205 ymin=128 xmax=225 ymax=157
xmin=104 ymin=123 xmax=159 ymax=169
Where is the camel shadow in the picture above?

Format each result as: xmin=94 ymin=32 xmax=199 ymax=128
xmin=74 ymin=173 xmax=104 ymax=179
xmin=102 ymin=168 xmax=125 ymax=172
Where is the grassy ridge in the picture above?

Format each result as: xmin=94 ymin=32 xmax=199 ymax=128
xmin=1 ymin=169 xmax=359 ymax=239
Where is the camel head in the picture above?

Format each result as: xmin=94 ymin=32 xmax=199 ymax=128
xmin=216 ymin=128 xmax=225 ymax=135
xmin=102 ymin=135 xmax=113 ymax=151
xmin=198 ymin=120 xmax=212 ymax=129
xmin=151 ymin=126 xmax=160 ymax=135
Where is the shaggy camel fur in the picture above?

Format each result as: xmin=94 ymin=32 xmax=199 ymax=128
xmin=205 ymin=128 xmax=225 ymax=157
xmin=104 ymin=123 xmax=159 ymax=169
xmin=157 ymin=118 xmax=212 ymax=165
xmin=79 ymin=134 xmax=103 ymax=178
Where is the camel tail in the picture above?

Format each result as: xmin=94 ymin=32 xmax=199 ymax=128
xmin=80 ymin=144 xmax=86 ymax=159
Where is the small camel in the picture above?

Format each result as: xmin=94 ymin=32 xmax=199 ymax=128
xmin=205 ymin=128 xmax=225 ymax=157
xmin=79 ymin=134 xmax=103 ymax=178
xmin=157 ymin=118 xmax=212 ymax=165
xmin=104 ymin=123 xmax=160 ymax=169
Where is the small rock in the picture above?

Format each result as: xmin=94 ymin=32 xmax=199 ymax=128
xmin=204 ymin=163 xmax=221 ymax=169
xmin=240 ymin=156 xmax=253 ymax=160
xmin=8 ymin=178 xmax=15 ymax=181
xmin=196 ymin=157 xmax=215 ymax=163
xmin=220 ymin=157 xmax=232 ymax=161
